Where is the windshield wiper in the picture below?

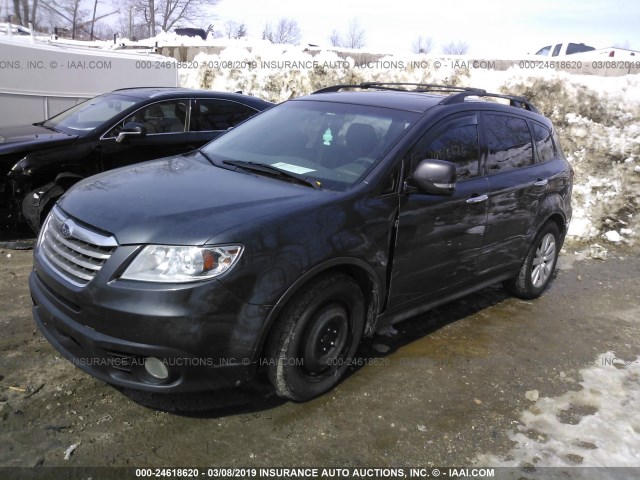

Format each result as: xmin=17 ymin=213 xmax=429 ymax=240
xmin=223 ymin=160 xmax=320 ymax=189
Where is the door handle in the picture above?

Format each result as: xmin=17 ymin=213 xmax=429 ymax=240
xmin=466 ymin=194 xmax=488 ymax=204
xmin=534 ymin=179 xmax=548 ymax=187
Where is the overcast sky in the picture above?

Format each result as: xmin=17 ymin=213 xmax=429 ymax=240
xmin=210 ymin=0 xmax=639 ymax=56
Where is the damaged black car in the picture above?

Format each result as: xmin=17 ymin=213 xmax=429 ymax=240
xmin=0 ymin=87 xmax=272 ymax=234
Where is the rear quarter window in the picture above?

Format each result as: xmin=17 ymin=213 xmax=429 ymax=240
xmin=532 ymin=122 xmax=556 ymax=163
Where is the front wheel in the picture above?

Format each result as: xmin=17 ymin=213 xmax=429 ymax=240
xmin=504 ymin=222 xmax=560 ymax=300
xmin=266 ymin=273 xmax=365 ymax=401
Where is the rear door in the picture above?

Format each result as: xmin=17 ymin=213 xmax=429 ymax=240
xmin=188 ymin=98 xmax=260 ymax=144
xmin=477 ymin=113 xmax=550 ymax=276
xmin=387 ymin=113 xmax=489 ymax=310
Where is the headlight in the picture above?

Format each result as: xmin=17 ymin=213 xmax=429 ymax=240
xmin=121 ymin=245 xmax=243 ymax=283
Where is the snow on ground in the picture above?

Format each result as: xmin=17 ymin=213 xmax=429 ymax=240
xmin=172 ymin=43 xmax=640 ymax=245
xmin=475 ymin=352 xmax=640 ymax=468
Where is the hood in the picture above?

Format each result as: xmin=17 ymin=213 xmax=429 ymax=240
xmin=0 ymin=124 xmax=78 ymax=155
xmin=58 ymin=153 xmax=326 ymax=245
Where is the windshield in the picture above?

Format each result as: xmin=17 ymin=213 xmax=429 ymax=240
xmin=41 ymin=94 xmax=138 ymax=134
xmin=201 ymin=100 xmax=419 ymax=191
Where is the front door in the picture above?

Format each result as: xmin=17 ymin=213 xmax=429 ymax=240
xmin=387 ymin=114 xmax=489 ymax=310
xmin=99 ymin=99 xmax=200 ymax=170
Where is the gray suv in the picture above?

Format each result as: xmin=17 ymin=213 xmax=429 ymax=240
xmin=30 ymin=83 xmax=573 ymax=401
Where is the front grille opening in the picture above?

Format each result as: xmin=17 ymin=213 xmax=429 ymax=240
xmin=38 ymin=207 xmax=117 ymax=287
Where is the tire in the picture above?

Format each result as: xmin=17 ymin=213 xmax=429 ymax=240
xmin=504 ymin=222 xmax=560 ymax=300
xmin=266 ymin=273 xmax=365 ymax=401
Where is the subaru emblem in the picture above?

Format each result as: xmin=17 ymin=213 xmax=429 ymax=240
xmin=61 ymin=222 xmax=72 ymax=237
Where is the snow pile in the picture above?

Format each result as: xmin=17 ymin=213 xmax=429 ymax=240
xmin=180 ymin=46 xmax=471 ymax=102
xmin=178 ymin=47 xmax=640 ymax=243
xmin=475 ymin=352 xmax=640 ymax=468
xmin=499 ymin=73 xmax=640 ymax=244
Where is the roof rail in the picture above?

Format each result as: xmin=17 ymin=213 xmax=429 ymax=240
xmin=440 ymin=91 xmax=540 ymax=113
xmin=313 ymin=82 xmax=539 ymax=113
xmin=313 ymin=82 xmax=485 ymax=95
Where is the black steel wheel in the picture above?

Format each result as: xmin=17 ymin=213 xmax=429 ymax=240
xmin=266 ymin=273 xmax=365 ymax=401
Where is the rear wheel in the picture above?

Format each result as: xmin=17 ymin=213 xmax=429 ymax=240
xmin=504 ymin=222 xmax=560 ymax=299
xmin=266 ymin=273 xmax=365 ymax=401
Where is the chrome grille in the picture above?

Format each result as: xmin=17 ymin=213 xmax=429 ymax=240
xmin=38 ymin=206 xmax=117 ymax=287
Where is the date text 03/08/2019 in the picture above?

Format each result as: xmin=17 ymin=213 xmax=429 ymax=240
xmin=134 ymin=467 xmax=496 ymax=478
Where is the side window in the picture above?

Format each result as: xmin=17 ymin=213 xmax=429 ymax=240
xmin=566 ymin=43 xmax=595 ymax=55
xmin=532 ymin=123 xmax=556 ymax=163
xmin=535 ymin=46 xmax=551 ymax=56
xmin=551 ymin=44 xmax=562 ymax=57
xmin=484 ymin=114 xmax=533 ymax=174
xmin=412 ymin=120 xmax=480 ymax=180
xmin=190 ymin=100 xmax=256 ymax=131
xmin=105 ymin=100 xmax=188 ymax=137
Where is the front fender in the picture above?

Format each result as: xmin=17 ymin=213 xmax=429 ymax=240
xmin=251 ymin=257 xmax=384 ymax=363
xmin=21 ymin=181 xmax=65 ymax=232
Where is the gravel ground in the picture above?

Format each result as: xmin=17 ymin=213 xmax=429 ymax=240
xmin=0 ymin=242 xmax=639 ymax=475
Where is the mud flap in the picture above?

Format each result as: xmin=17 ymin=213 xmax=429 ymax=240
xmin=21 ymin=181 xmax=65 ymax=233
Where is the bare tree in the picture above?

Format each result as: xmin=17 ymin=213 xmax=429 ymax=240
xmin=147 ymin=0 xmax=155 ymax=36
xmin=328 ymin=19 xmax=366 ymax=49
xmin=412 ymin=36 xmax=433 ymax=54
xmin=442 ymin=40 xmax=469 ymax=55
xmin=68 ymin=0 xmax=84 ymax=39
xmin=236 ymin=22 xmax=247 ymax=39
xmin=328 ymin=29 xmax=341 ymax=47
xmin=223 ymin=20 xmax=247 ymax=39
xmin=125 ymin=0 xmax=213 ymax=37
xmin=262 ymin=18 xmax=301 ymax=45
xmin=11 ymin=0 xmax=39 ymax=26
xmin=41 ymin=0 xmax=89 ymax=38
xmin=90 ymin=0 xmax=99 ymax=40
xmin=116 ymin=0 xmax=145 ymax=39
xmin=343 ymin=18 xmax=365 ymax=49
xmin=116 ymin=4 xmax=147 ymax=39
xmin=92 ymin=20 xmax=118 ymax=39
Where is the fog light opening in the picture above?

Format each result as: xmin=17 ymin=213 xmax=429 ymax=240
xmin=144 ymin=356 xmax=169 ymax=380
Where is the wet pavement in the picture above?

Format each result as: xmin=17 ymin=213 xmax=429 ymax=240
xmin=0 ymin=243 xmax=638 ymax=471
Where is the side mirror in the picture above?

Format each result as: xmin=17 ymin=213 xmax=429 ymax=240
xmin=116 ymin=122 xmax=147 ymax=143
xmin=410 ymin=159 xmax=457 ymax=195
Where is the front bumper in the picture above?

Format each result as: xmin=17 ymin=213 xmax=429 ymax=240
xmin=30 ymin=254 xmax=273 ymax=393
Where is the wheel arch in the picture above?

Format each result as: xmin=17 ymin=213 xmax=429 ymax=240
xmin=532 ymin=192 xmax=569 ymax=244
xmin=21 ymin=171 xmax=89 ymax=232
xmin=538 ymin=209 xmax=568 ymax=251
xmin=254 ymin=257 xmax=383 ymax=363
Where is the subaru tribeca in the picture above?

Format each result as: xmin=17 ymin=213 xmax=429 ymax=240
xmin=30 ymin=83 xmax=573 ymax=401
